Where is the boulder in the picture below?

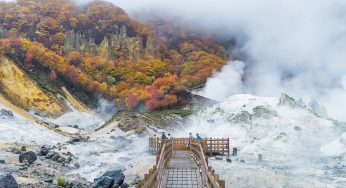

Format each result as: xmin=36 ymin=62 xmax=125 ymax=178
xmin=43 ymin=178 xmax=54 ymax=183
xmin=66 ymin=157 xmax=72 ymax=163
xmin=92 ymin=176 xmax=114 ymax=188
xmin=0 ymin=173 xmax=18 ymax=188
xmin=37 ymin=146 xmax=50 ymax=156
xmin=43 ymin=173 xmax=55 ymax=183
xmin=21 ymin=146 xmax=26 ymax=152
xmin=51 ymin=153 xmax=61 ymax=161
xmin=93 ymin=169 xmax=125 ymax=188
xmin=0 ymin=160 xmax=5 ymax=164
xmin=69 ymin=180 xmax=82 ymax=188
xmin=226 ymin=157 xmax=232 ymax=163
xmin=74 ymin=163 xmax=80 ymax=169
xmin=19 ymin=151 xmax=37 ymax=164
xmin=57 ymin=157 xmax=65 ymax=163
xmin=67 ymin=137 xmax=82 ymax=144
xmin=102 ymin=170 xmax=125 ymax=186
xmin=0 ymin=109 xmax=14 ymax=119
xmin=45 ymin=152 xmax=55 ymax=159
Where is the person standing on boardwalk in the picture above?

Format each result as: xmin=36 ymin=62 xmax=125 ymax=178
xmin=196 ymin=133 xmax=201 ymax=141
xmin=188 ymin=133 xmax=193 ymax=147
xmin=161 ymin=132 xmax=167 ymax=140
xmin=152 ymin=134 xmax=158 ymax=154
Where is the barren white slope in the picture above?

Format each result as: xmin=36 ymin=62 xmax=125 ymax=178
xmin=171 ymin=94 xmax=346 ymax=187
xmin=0 ymin=103 xmax=68 ymax=145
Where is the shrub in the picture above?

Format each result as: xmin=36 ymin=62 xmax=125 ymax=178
xmin=56 ymin=177 xmax=66 ymax=186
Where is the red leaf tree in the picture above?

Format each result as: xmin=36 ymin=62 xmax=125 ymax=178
xmin=49 ymin=70 xmax=57 ymax=81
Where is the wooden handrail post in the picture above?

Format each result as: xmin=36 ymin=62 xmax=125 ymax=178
xmin=228 ymin=137 xmax=230 ymax=157
xmin=214 ymin=174 xmax=219 ymax=181
xmin=144 ymin=174 xmax=149 ymax=181
xmin=137 ymin=180 xmax=144 ymax=187
xmin=219 ymin=180 xmax=225 ymax=188
xmin=210 ymin=137 xmax=212 ymax=156
xmin=156 ymin=154 xmax=159 ymax=164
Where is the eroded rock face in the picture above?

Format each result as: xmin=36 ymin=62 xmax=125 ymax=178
xmin=64 ymin=27 xmax=156 ymax=61
xmin=0 ymin=173 xmax=18 ymax=188
xmin=278 ymin=93 xmax=296 ymax=107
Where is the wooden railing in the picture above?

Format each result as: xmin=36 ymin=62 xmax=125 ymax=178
xmin=149 ymin=137 xmax=230 ymax=156
xmin=149 ymin=136 xmax=161 ymax=155
xmin=139 ymin=137 xmax=227 ymax=188
xmin=138 ymin=139 xmax=173 ymax=188
xmin=204 ymin=138 xmax=230 ymax=157
xmin=190 ymin=140 xmax=225 ymax=188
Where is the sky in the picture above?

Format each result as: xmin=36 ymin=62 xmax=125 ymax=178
xmin=2 ymin=0 xmax=346 ymax=122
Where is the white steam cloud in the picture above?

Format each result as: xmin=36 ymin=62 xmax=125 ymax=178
xmin=110 ymin=0 xmax=346 ymax=122
xmin=200 ymin=60 xmax=245 ymax=101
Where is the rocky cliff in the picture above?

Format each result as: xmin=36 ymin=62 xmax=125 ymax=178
xmin=64 ymin=26 xmax=156 ymax=60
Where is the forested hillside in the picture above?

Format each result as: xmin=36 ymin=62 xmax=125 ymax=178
xmin=0 ymin=0 xmax=231 ymax=110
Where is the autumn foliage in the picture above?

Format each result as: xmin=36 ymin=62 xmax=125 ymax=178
xmin=0 ymin=0 xmax=230 ymax=110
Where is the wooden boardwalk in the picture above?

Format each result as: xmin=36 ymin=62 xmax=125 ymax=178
xmin=163 ymin=151 xmax=202 ymax=188
xmin=138 ymin=137 xmax=228 ymax=188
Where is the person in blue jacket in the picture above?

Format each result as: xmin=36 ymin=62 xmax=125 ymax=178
xmin=196 ymin=133 xmax=201 ymax=141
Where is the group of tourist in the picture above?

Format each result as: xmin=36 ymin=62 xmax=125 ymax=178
xmin=160 ymin=132 xmax=173 ymax=140
xmin=189 ymin=132 xmax=201 ymax=141
xmin=153 ymin=132 xmax=202 ymax=141
xmin=151 ymin=132 xmax=203 ymax=150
